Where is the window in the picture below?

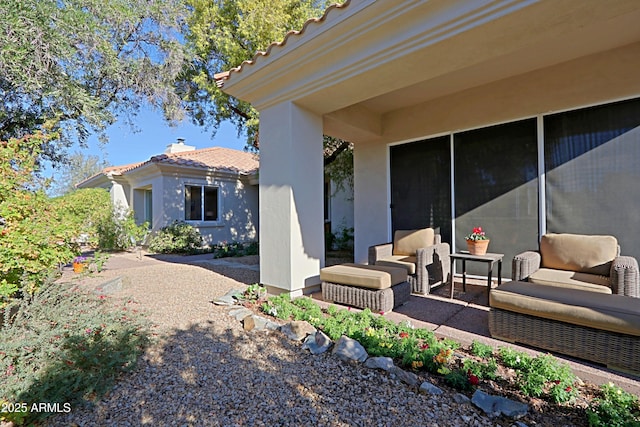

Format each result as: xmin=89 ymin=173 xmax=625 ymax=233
xmin=185 ymin=185 xmax=218 ymax=221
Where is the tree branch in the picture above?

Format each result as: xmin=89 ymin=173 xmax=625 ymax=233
xmin=324 ymin=140 xmax=351 ymax=166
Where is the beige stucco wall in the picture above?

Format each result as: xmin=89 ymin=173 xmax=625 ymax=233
xmin=353 ymin=42 xmax=640 ymax=263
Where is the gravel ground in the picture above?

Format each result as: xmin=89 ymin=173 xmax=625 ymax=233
xmin=47 ymin=252 xmax=503 ymax=426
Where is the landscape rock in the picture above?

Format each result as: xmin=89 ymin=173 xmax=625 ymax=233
xmin=453 ymin=393 xmax=471 ymax=404
xmin=389 ymin=366 xmax=420 ymax=388
xmin=243 ymin=315 xmax=256 ymax=331
xmin=419 ymin=381 xmax=443 ymax=395
xmin=95 ymin=276 xmax=123 ymax=295
xmin=332 ymin=336 xmax=368 ymax=363
xmin=471 ymin=389 xmax=528 ymax=419
xmin=228 ymin=307 xmax=253 ymax=321
xmin=281 ymin=320 xmax=317 ymax=341
xmin=212 ymin=288 xmax=244 ymax=306
xmin=302 ymin=331 xmax=333 ymax=354
xmin=364 ymin=357 xmax=395 ymax=371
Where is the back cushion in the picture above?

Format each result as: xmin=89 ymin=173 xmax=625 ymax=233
xmin=393 ymin=228 xmax=435 ymax=256
xmin=540 ymin=233 xmax=618 ymax=276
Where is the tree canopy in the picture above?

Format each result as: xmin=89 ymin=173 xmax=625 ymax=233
xmin=182 ymin=0 xmax=335 ymax=147
xmin=182 ymin=0 xmax=352 ymax=184
xmin=49 ymin=152 xmax=110 ymax=196
xmin=0 ymin=0 xmax=192 ymax=161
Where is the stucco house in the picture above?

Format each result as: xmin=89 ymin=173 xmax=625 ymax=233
xmin=77 ymin=140 xmax=260 ymax=246
xmin=215 ymin=0 xmax=640 ymax=296
xmin=78 ymin=139 xmax=354 ymax=248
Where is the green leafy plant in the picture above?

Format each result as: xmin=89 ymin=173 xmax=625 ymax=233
xmin=470 ymin=340 xmax=494 ymax=359
xmin=0 ymin=137 xmax=120 ymax=303
xmin=96 ymin=206 xmax=149 ymax=251
xmin=211 ymin=240 xmax=258 ymax=258
xmin=89 ymin=251 xmax=110 ymax=273
xmin=258 ymin=295 xmax=603 ymax=404
xmin=587 ymin=382 xmax=640 ymax=427
xmin=332 ymin=227 xmax=354 ymax=251
xmin=498 ymin=348 xmax=577 ymax=403
xmin=147 ymin=221 xmax=203 ymax=254
xmin=444 ymin=369 xmax=474 ymax=391
xmin=235 ymin=284 xmax=267 ymax=303
xmin=463 ymin=358 xmax=498 ymax=381
xmin=0 ymin=281 xmax=150 ymax=425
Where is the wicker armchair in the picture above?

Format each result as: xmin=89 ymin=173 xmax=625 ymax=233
xmin=512 ymin=233 xmax=639 ymax=297
xmin=368 ymin=228 xmax=450 ymax=295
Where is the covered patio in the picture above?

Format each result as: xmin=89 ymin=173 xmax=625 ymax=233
xmin=215 ymin=0 xmax=640 ymax=296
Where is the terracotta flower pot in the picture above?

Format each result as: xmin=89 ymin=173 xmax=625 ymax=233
xmin=73 ymin=262 xmax=85 ymax=273
xmin=466 ymin=239 xmax=490 ymax=255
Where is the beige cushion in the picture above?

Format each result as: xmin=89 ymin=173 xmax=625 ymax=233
xmin=490 ymin=281 xmax=640 ymax=336
xmin=320 ymin=263 xmax=407 ymax=290
xmin=540 ymin=233 xmax=618 ymax=276
xmin=529 ymin=268 xmax=611 ymax=293
xmin=393 ymin=228 xmax=435 ymax=256
xmin=375 ymin=256 xmax=417 ymax=275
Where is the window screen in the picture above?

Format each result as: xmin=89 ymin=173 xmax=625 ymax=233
xmin=544 ymin=98 xmax=640 ymax=262
xmin=454 ymin=118 xmax=538 ymax=278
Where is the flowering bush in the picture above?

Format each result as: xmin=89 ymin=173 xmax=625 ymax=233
xmin=465 ymin=226 xmax=489 ymax=241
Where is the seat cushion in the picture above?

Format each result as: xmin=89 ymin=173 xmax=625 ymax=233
xmin=490 ymin=281 xmax=640 ymax=336
xmin=529 ymin=268 xmax=611 ymax=293
xmin=375 ymin=255 xmax=417 ymax=275
xmin=320 ymin=263 xmax=407 ymax=290
xmin=540 ymin=233 xmax=618 ymax=276
xmin=393 ymin=228 xmax=435 ymax=256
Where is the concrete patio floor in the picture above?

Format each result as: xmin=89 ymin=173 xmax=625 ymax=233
xmin=311 ymin=276 xmax=640 ymax=396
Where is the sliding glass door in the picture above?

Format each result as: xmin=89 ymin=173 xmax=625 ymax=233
xmin=544 ymin=98 xmax=640 ymax=262
xmin=389 ymin=97 xmax=640 ymax=279
xmin=454 ymin=119 xmax=538 ymax=277
xmin=390 ymin=136 xmax=452 ymax=243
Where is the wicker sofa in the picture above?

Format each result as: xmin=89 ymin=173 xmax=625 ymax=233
xmin=368 ymin=227 xmax=450 ymax=295
xmin=489 ymin=233 xmax=640 ymax=373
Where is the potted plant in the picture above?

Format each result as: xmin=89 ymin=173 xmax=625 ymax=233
xmin=465 ymin=227 xmax=490 ymax=255
xmin=73 ymin=256 xmax=87 ymax=273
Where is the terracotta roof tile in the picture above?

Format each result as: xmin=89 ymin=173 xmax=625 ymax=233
xmin=145 ymin=146 xmax=259 ymax=174
xmin=79 ymin=147 xmax=258 ymax=187
xmin=214 ymin=1 xmax=351 ymax=87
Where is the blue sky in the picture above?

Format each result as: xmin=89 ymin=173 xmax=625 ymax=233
xmin=44 ymin=107 xmax=246 ymax=180
xmin=94 ymin=109 xmax=247 ymax=166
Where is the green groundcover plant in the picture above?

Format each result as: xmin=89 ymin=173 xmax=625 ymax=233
xmin=0 ymin=281 xmax=150 ymax=425
xmin=260 ymin=293 xmax=640 ymax=425
xmin=211 ymin=240 xmax=259 ymax=259
xmin=587 ymin=382 xmax=640 ymax=427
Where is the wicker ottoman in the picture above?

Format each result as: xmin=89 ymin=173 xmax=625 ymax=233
xmin=320 ymin=263 xmax=411 ymax=312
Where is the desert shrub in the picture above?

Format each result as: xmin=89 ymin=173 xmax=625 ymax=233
xmin=0 ymin=141 xmax=137 ymax=304
xmin=211 ymin=240 xmax=258 ymax=258
xmin=147 ymin=221 xmax=203 ymax=254
xmin=0 ymin=281 xmax=150 ymax=424
xmin=95 ymin=205 xmax=149 ymax=251
xmin=0 ymin=138 xmax=114 ymax=302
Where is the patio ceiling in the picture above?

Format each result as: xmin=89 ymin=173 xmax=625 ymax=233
xmin=217 ymin=0 xmax=640 ymax=143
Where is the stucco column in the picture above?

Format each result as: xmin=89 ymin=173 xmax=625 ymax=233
xmin=259 ymin=102 xmax=325 ymax=296
xmin=353 ymin=140 xmax=391 ymax=264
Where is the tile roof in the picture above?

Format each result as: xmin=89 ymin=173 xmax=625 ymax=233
xmin=80 ymin=147 xmax=259 ymax=187
xmin=214 ymin=1 xmax=351 ymax=88
xmin=144 ymin=146 xmax=259 ymax=175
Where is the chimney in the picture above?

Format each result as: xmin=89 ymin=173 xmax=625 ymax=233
xmin=165 ymin=138 xmax=196 ymax=154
